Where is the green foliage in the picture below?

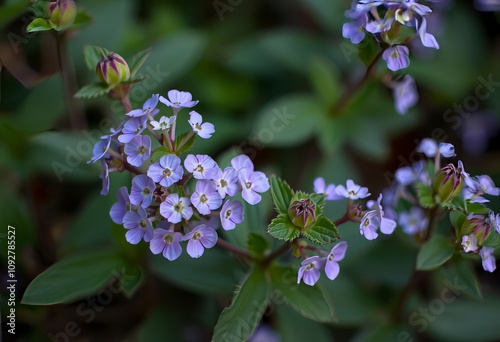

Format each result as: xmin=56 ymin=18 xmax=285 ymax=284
xmin=269 ymin=176 xmax=294 ymax=214
xmin=465 ymin=201 xmax=490 ymax=214
xmin=151 ymin=146 xmax=171 ymax=162
xmin=73 ymin=10 xmax=93 ymax=27
xmin=440 ymin=255 xmax=482 ymax=300
xmin=129 ymin=48 xmax=152 ymax=78
xmin=302 ymin=216 xmax=340 ymax=245
xmin=26 ymin=18 xmax=53 ymax=32
xmin=247 ymin=233 xmax=269 ymax=257
xmin=0 ymin=0 xmax=29 ymax=29
xmin=267 ymin=214 xmax=301 ymax=241
xmin=417 ymin=183 xmax=435 ymax=208
xmin=74 ymin=82 xmax=111 ymax=99
xmin=212 ymin=267 xmax=271 ymax=342
xmin=482 ymin=230 xmax=500 ymax=249
xmin=309 ymin=56 xmax=341 ymax=106
xmin=417 ymin=235 xmax=454 ymax=271
xmin=174 ymin=131 xmax=197 ymax=155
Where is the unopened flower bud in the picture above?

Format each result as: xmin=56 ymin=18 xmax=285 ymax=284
xmin=459 ymin=214 xmax=491 ymax=246
xmin=96 ymin=52 xmax=130 ymax=86
xmin=432 ymin=163 xmax=464 ymax=203
xmin=288 ymin=199 xmax=316 ymax=230
xmin=48 ymin=0 xmax=77 ymax=31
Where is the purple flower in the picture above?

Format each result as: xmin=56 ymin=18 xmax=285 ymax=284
xmin=150 ymin=116 xmax=175 ymax=131
xmin=184 ymin=154 xmax=219 ymax=180
xmin=393 ymin=75 xmax=418 ymax=115
xmin=122 ymin=207 xmax=154 ymax=244
xmin=489 ymin=212 xmax=500 ymax=234
xmin=110 ymin=186 xmax=131 ymax=224
xmin=239 ymin=169 xmax=270 ymax=205
xmin=395 ymin=160 xmax=428 ymax=186
xmin=342 ymin=14 xmax=367 ymax=44
xmin=335 ymin=179 xmax=370 ymax=200
xmin=463 ymin=175 xmax=500 ymax=203
xmin=417 ymin=18 xmax=439 ymax=49
xmin=365 ymin=17 xmax=394 ymax=34
xmin=183 ymin=224 xmax=218 ymax=258
xmin=383 ymin=45 xmax=410 ymax=71
xmin=130 ymin=174 xmax=156 ymax=208
xmin=100 ymin=159 xmax=109 ymax=196
xmin=159 ymin=89 xmax=199 ymax=109
xmin=160 ymin=194 xmax=193 ymax=223
xmin=126 ymin=94 xmax=160 ymax=117
xmin=150 ymin=228 xmax=183 ymax=261
xmin=359 ymin=194 xmax=397 ymax=240
xmin=416 ymin=138 xmax=439 ymax=157
xmin=88 ymin=137 xmax=111 ymax=164
xmin=297 ymin=256 xmax=326 ymax=286
xmin=118 ymin=117 xmax=148 ymax=144
xmin=313 ymin=177 xmax=343 ymax=201
xmin=147 ymin=154 xmax=183 ymax=187
xmin=480 ymin=247 xmax=496 ymax=273
xmin=220 ymin=200 xmax=244 ymax=231
xmin=124 ymin=135 xmax=151 ymax=167
xmin=188 ymin=111 xmax=215 ymax=139
xmin=325 ymin=241 xmax=347 ymax=281
xmin=213 ymin=167 xmax=239 ymax=198
xmin=398 ymin=207 xmax=428 ymax=235
xmin=231 ymin=154 xmax=254 ymax=173
xmin=191 ymin=180 xmax=222 ymax=215
xmin=461 ymin=234 xmax=478 ymax=253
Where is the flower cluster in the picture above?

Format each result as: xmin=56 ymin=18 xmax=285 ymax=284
xmin=89 ymin=90 xmax=270 ymax=260
xmin=384 ymin=137 xmax=500 ymax=272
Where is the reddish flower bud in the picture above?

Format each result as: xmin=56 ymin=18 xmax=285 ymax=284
xmin=96 ymin=52 xmax=130 ymax=86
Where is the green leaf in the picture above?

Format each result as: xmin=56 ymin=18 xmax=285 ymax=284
xmin=73 ymin=9 xmax=93 ymax=27
xmin=309 ymin=192 xmax=326 ymax=217
xmin=151 ymin=147 xmax=171 ymax=162
xmin=275 ymin=304 xmax=334 ymax=342
xmin=83 ymin=45 xmax=110 ymax=70
xmin=482 ymin=230 xmax=500 ymax=249
xmin=441 ymin=196 xmax=465 ymax=211
xmin=247 ymin=233 xmax=269 ymax=257
xmin=267 ymin=214 xmax=300 ymax=241
xmin=449 ymin=210 xmax=467 ymax=236
xmin=417 ymin=183 xmax=435 ymax=208
xmin=120 ymin=266 xmax=144 ymax=298
xmin=465 ymin=200 xmax=490 ymax=214
xmin=174 ymin=132 xmax=197 ymax=155
xmin=269 ymin=265 xmax=335 ymax=323
xmin=26 ymin=18 xmax=53 ymax=32
xmin=270 ymin=176 xmax=294 ymax=214
xmin=212 ymin=267 xmax=270 ymax=342
xmin=302 ymin=216 xmax=340 ymax=245
xmin=0 ymin=0 xmax=29 ymax=29
xmin=416 ymin=235 xmax=454 ymax=271
xmin=22 ymin=249 xmax=126 ymax=305
xmin=358 ymin=35 xmax=380 ymax=66
xmin=74 ymin=82 xmax=110 ymax=99
xmin=129 ymin=48 xmax=152 ymax=78
xmin=440 ymin=255 xmax=482 ymax=300
xmin=309 ymin=56 xmax=341 ymax=106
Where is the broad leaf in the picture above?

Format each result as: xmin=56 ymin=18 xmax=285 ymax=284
xmin=302 ymin=216 xmax=340 ymax=245
xmin=83 ymin=45 xmax=110 ymax=70
xmin=449 ymin=210 xmax=467 ymax=236
xmin=440 ymin=256 xmax=482 ymax=300
xmin=267 ymin=214 xmax=300 ymax=241
xmin=212 ymin=267 xmax=271 ymax=342
xmin=309 ymin=56 xmax=341 ymax=106
xmin=120 ymin=266 xmax=144 ymax=298
xmin=74 ymin=82 xmax=110 ymax=99
xmin=22 ymin=249 xmax=126 ymax=305
xmin=482 ymin=230 xmax=500 ymax=249
xmin=417 ymin=183 xmax=435 ymax=208
xmin=247 ymin=233 xmax=269 ymax=257
xmin=26 ymin=18 xmax=53 ymax=32
xmin=174 ymin=131 xmax=196 ymax=155
xmin=270 ymin=265 xmax=335 ymax=323
xmin=417 ymin=235 xmax=454 ymax=271
xmin=73 ymin=10 xmax=93 ymax=27
xmin=465 ymin=201 xmax=489 ymax=214
xmin=129 ymin=48 xmax=152 ymax=77
xmin=151 ymin=147 xmax=171 ymax=162
xmin=270 ymin=176 xmax=294 ymax=214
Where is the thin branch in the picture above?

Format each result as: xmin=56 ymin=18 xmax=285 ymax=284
xmin=217 ymin=238 xmax=255 ymax=261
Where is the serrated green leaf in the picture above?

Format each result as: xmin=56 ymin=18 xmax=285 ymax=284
xmin=212 ymin=267 xmax=271 ymax=342
xmin=309 ymin=56 xmax=341 ymax=106
xmin=270 ymin=176 xmax=294 ymax=214
xmin=441 ymin=196 xmax=465 ymax=211
xmin=417 ymin=183 xmax=435 ymax=208
xmin=440 ymin=255 xmax=482 ymax=300
xmin=151 ymin=147 xmax=171 ymax=162
xmin=302 ymin=216 xmax=340 ymax=245
xmin=267 ymin=214 xmax=300 ymax=241
xmin=310 ymin=192 xmax=326 ymax=217
xmin=482 ymin=230 xmax=500 ymax=249
xmin=465 ymin=201 xmax=490 ymax=214
xmin=129 ymin=48 xmax=152 ymax=77
xmin=83 ymin=45 xmax=110 ymax=70
xmin=416 ymin=235 xmax=454 ymax=271
xmin=74 ymin=82 xmax=110 ymax=99
xmin=247 ymin=233 xmax=269 ymax=257
xmin=73 ymin=9 xmax=92 ymax=27
xmin=26 ymin=18 xmax=53 ymax=32
xmin=269 ymin=265 xmax=335 ymax=323
xmin=22 ymin=249 xmax=126 ymax=305
xmin=174 ymin=131 xmax=196 ymax=155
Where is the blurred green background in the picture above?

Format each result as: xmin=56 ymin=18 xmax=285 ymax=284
xmin=1 ymin=0 xmax=500 ymax=341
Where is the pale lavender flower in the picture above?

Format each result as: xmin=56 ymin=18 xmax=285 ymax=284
xmin=461 ymin=234 xmax=478 ymax=253
xmin=489 ymin=212 xmax=500 ymax=234
xmin=159 ymin=89 xmax=199 ymax=109
xmin=231 ymin=154 xmax=254 ymax=173
xmin=335 ymin=179 xmax=370 ymax=200
xmin=122 ymin=207 xmax=154 ymax=244
xmin=147 ymin=154 xmax=183 ymax=187
xmin=130 ymin=174 xmax=156 ymax=208
xmin=480 ymin=247 xmax=496 ymax=273
xmin=220 ymin=200 xmax=244 ymax=231
xmin=110 ymin=186 xmax=131 ymax=224
xmin=118 ymin=117 xmax=148 ymax=144
xmin=150 ymin=228 xmax=183 ymax=261
xmin=365 ymin=17 xmax=394 ymax=34
xmin=124 ymin=135 xmax=151 ymax=167
xmin=325 ymin=241 xmax=347 ymax=281
xmin=342 ymin=14 xmax=367 ymax=44
xmin=184 ymin=154 xmax=219 ymax=180
xmin=239 ymin=169 xmax=270 ymax=205
xmin=393 ymin=75 xmax=418 ymax=115
xmin=463 ymin=175 xmax=500 ymax=203
xmin=416 ymin=138 xmax=438 ymax=157
xmin=100 ymin=159 xmax=109 ymax=196
xmin=213 ymin=167 xmax=239 ymax=198
xmin=88 ymin=137 xmax=111 ymax=164
xmin=126 ymin=94 xmax=160 ymax=117
xmin=160 ymin=194 xmax=193 ymax=223
xmin=183 ymin=224 xmax=218 ymax=258
xmin=297 ymin=256 xmax=326 ymax=286
xmin=360 ymin=194 xmax=396 ymax=240
xmin=417 ymin=18 xmax=439 ymax=49
xmin=398 ymin=207 xmax=428 ymax=235
xmin=188 ymin=111 xmax=215 ymax=139
xmin=190 ymin=180 xmax=222 ymax=215
xmin=438 ymin=143 xmax=456 ymax=158
xmin=150 ymin=116 xmax=175 ymax=131
xmin=313 ymin=177 xmax=343 ymax=201
xmin=383 ymin=45 xmax=410 ymax=71
xmin=395 ymin=160 xmax=427 ymax=185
